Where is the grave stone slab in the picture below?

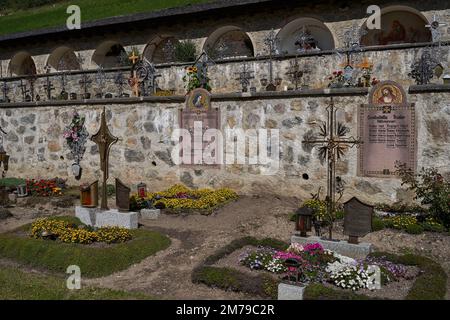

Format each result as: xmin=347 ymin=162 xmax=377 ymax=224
xmin=278 ymin=283 xmax=306 ymax=300
xmin=291 ymin=235 xmax=373 ymax=259
xmin=140 ymin=208 xmax=161 ymax=220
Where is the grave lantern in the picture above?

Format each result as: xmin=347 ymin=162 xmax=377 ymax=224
xmin=17 ymin=184 xmax=28 ymax=198
xmin=137 ymin=182 xmax=147 ymax=198
xmin=295 ymin=206 xmax=313 ymax=237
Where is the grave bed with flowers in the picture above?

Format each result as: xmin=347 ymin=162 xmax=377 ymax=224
xmin=130 ymin=184 xmax=238 ymax=215
xmin=0 ymin=216 xmax=170 ymax=277
xmin=192 ymin=237 xmax=447 ymax=300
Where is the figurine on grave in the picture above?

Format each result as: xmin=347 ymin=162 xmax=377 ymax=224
xmin=80 ymin=181 xmax=99 ymax=208
xmin=115 ymin=178 xmax=130 ymax=212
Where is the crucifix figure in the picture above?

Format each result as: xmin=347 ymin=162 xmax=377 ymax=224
xmin=91 ymin=107 xmax=118 ymax=210
xmin=302 ymin=98 xmax=363 ymax=239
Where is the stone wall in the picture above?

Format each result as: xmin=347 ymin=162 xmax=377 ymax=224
xmin=1 ymin=90 xmax=449 ymax=204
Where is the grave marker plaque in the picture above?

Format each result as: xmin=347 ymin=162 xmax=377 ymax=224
xmin=180 ymin=88 xmax=220 ymax=166
xmin=116 ymin=178 xmax=131 ymax=212
xmin=343 ymin=197 xmax=373 ymax=244
xmin=358 ymin=81 xmax=417 ymax=177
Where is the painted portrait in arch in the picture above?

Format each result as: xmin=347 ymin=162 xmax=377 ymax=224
xmin=369 ymin=81 xmax=407 ymax=105
xmin=186 ymin=88 xmax=211 ymax=113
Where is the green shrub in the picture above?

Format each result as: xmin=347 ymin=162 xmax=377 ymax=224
xmin=372 ymin=217 xmax=385 ymax=231
xmin=405 ymin=224 xmax=424 ymax=235
xmin=397 ymin=165 xmax=450 ymax=228
xmin=0 ymin=177 xmax=26 ymax=187
xmin=174 ymin=40 xmax=197 ymax=62
xmin=303 ymin=283 xmax=373 ymax=300
xmin=421 ymin=218 xmax=447 ymax=233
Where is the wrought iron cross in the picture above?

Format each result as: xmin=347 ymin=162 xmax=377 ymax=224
xmin=95 ymin=67 xmax=107 ymax=98
xmin=302 ymin=98 xmax=363 ymax=239
xmin=425 ymin=14 xmax=448 ymax=43
xmin=285 ymin=58 xmax=304 ymax=90
xmin=136 ymin=58 xmax=161 ymax=96
xmin=263 ymin=29 xmax=280 ymax=90
xmin=409 ymin=47 xmax=439 ymax=85
xmin=193 ymin=51 xmax=215 ymax=89
xmin=18 ymin=80 xmax=29 ymax=102
xmin=295 ymin=26 xmax=318 ymax=53
xmin=162 ymin=38 xmax=176 ymax=62
xmin=114 ymin=72 xmax=126 ymax=97
xmin=235 ymin=62 xmax=254 ymax=92
xmin=79 ymin=74 xmax=92 ymax=98
xmin=1 ymin=81 xmax=9 ymax=102
xmin=91 ymin=107 xmax=118 ymax=210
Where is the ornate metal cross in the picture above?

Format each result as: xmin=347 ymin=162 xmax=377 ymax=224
xmin=136 ymin=58 xmax=161 ymax=96
xmin=162 ymin=38 xmax=176 ymax=62
xmin=95 ymin=67 xmax=107 ymax=98
xmin=114 ymin=72 xmax=126 ymax=97
xmin=91 ymin=107 xmax=118 ymax=210
xmin=79 ymin=74 xmax=92 ymax=99
xmin=302 ymin=98 xmax=363 ymax=239
xmin=193 ymin=51 xmax=215 ymax=89
xmin=425 ymin=14 xmax=448 ymax=43
xmin=18 ymin=80 xmax=29 ymax=101
xmin=295 ymin=26 xmax=318 ymax=53
xmin=263 ymin=29 xmax=280 ymax=90
xmin=129 ymin=51 xmax=140 ymax=65
xmin=285 ymin=58 xmax=305 ymax=90
xmin=1 ymin=81 xmax=9 ymax=102
xmin=409 ymin=47 xmax=439 ymax=85
xmin=235 ymin=62 xmax=254 ymax=92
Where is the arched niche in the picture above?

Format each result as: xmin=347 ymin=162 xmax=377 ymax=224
xmin=203 ymin=26 xmax=254 ymax=59
xmin=47 ymin=46 xmax=81 ymax=71
xmin=8 ymin=51 xmax=37 ymax=76
xmin=143 ymin=35 xmax=180 ymax=63
xmin=92 ymin=41 xmax=127 ymax=68
xmin=361 ymin=6 xmax=432 ymax=46
xmin=277 ymin=17 xmax=335 ymax=54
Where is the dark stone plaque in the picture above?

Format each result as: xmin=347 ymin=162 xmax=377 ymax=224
xmin=0 ymin=185 xmax=9 ymax=206
xmin=358 ymin=81 xmax=417 ymax=177
xmin=115 ymin=178 xmax=130 ymax=212
xmin=343 ymin=197 xmax=373 ymax=239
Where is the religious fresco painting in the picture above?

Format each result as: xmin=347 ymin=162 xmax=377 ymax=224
xmin=0 ymin=0 xmax=449 ymax=305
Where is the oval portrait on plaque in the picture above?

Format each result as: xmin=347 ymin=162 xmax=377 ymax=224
xmin=186 ymin=87 xmax=211 ymax=113
xmin=369 ymin=80 xmax=407 ymax=105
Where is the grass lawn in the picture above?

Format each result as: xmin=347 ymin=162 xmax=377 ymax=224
xmin=0 ymin=0 xmax=212 ymax=36
xmin=0 ymin=265 xmax=152 ymax=300
xmin=0 ymin=216 xmax=171 ymax=277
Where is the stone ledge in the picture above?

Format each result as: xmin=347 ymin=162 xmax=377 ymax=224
xmin=291 ymin=235 xmax=373 ymax=259
xmin=408 ymin=84 xmax=450 ymax=93
xmin=278 ymin=283 xmax=306 ymax=300
xmin=75 ymin=206 xmax=138 ymax=229
xmin=0 ymin=88 xmax=368 ymax=109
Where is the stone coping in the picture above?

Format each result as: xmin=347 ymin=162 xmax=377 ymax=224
xmin=0 ymin=88 xmax=368 ymax=108
xmin=408 ymin=84 xmax=450 ymax=93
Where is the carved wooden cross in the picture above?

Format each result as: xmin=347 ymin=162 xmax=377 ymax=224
xmin=302 ymin=98 xmax=363 ymax=239
xmin=91 ymin=107 xmax=118 ymax=210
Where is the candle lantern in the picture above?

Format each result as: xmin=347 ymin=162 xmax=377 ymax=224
xmin=137 ymin=182 xmax=147 ymax=198
xmin=80 ymin=181 xmax=98 ymax=208
xmin=17 ymin=184 xmax=28 ymax=198
xmin=295 ymin=206 xmax=313 ymax=237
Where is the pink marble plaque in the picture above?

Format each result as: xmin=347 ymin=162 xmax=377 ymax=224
xmin=358 ymin=104 xmax=417 ymax=177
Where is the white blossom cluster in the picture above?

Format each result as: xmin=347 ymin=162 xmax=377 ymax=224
xmin=265 ymin=258 xmax=286 ymax=273
xmin=326 ymin=260 xmax=374 ymax=291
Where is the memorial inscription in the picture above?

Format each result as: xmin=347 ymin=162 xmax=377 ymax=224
xmin=358 ymin=81 xmax=417 ymax=177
